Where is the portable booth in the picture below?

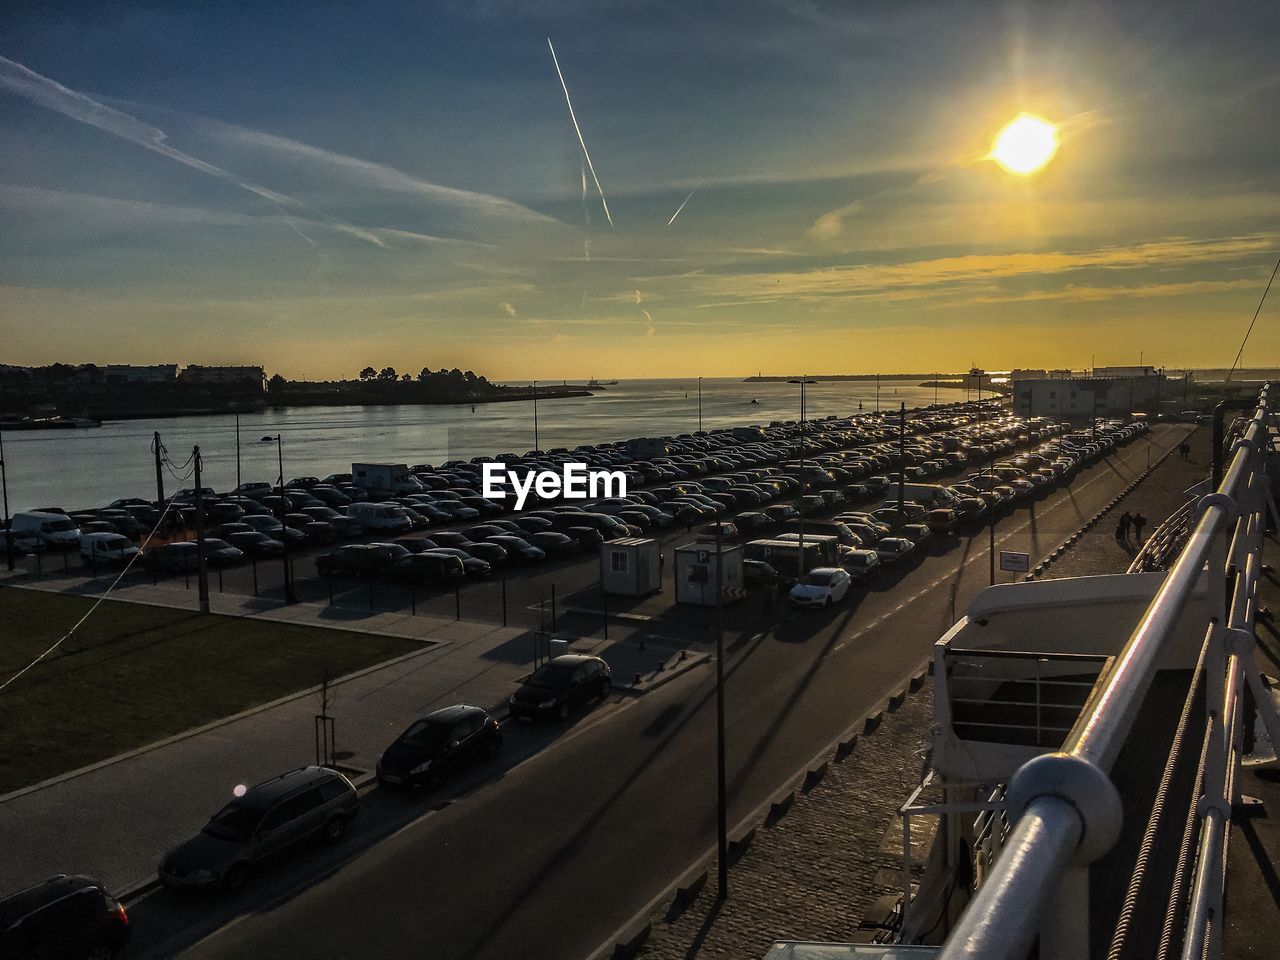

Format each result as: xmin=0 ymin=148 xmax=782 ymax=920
xmin=600 ymin=537 xmax=662 ymax=597
xmin=674 ymin=541 xmax=744 ymax=607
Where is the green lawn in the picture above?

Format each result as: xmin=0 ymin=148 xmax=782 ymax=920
xmin=0 ymin=587 xmax=422 ymax=794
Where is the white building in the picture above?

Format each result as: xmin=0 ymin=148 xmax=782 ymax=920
xmin=1012 ymin=372 xmax=1167 ymax=418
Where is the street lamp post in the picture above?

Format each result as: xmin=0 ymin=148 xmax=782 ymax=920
xmin=713 ymin=516 xmax=727 ymax=899
xmin=698 ymin=377 xmax=703 ymax=434
xmin=235 ymin=413 xmax=242 ymax=493
xmin=264 ymin=433 xmax=297 ymax=603
xmin=532 ymin=381 xmax=540 ymax=452
xmin=788 ymin=378 xmax=817 ymax=584
xmin=0 ymin=428 xmax=12 ymax=571
xmin=973 ymin=369 xmax=996 ymax=586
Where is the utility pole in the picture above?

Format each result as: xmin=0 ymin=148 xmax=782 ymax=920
xmin=876 ymin=373 xmax=881 ymax=412
xmin=193 ymin=446 xmax=210 ymax=613
xmin=272 ymin=434 xmax=297 ymax=603
xmin=975 ymin=369 xmax=995 ymax=586
xmin=152 ymin=431 xmax=165 ymax=504
xmin=0 ymin=428 xmax=13 ymax=572
xmin=235 ymin=413 xmax=242 ymax=492
xmin=897 ymin=402 xmax=906 ymax=528
xmin=789 ymin=378 xmax=816 ymax=583
xmin=532 ymin=381 xmax=540 ymax=452
xmin=713 ymin=516 xmax=728 ymax=899
xmin=698 ymin=377 xmax=703 ymax=434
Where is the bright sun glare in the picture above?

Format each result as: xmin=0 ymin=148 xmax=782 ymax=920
xmin=991 ymin=113 xmax=1059 ymax=175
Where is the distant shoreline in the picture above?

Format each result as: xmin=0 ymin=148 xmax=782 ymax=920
xmin=743 ymin=373 xmax=968 ymax=382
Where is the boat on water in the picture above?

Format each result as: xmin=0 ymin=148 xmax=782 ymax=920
xmin=0 ymin=415 xmax=102 ymax=431
xmin=585 ymin=378 xmax=618 ymax=389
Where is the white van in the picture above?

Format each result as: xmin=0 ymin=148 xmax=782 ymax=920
xmin=12 ymin=511 xmax=81 ymax=548
xmin=347 ymin=502 xmax=412 ymax=533
xmin=80 ymin=532 xmax=141 ymax=566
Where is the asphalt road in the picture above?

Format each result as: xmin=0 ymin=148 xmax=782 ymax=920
xmin=159 ymin=424 xmax=1190 ymax=960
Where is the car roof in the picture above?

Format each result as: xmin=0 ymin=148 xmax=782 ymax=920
xmin=547 ymin=654 xmax=598 ymax=666
xmin=0 ymin=875 xmax=104 ymax=922
xmin=240 ymin=765 xmax=341 ymax=808
xmin=421 ymin=704 xmax=487 ymax=724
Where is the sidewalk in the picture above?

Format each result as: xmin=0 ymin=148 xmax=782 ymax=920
xmin=0 ymin=582 xmax=705 ymax=899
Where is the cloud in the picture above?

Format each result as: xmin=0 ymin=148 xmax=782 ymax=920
xmin=640 ymin=307 xmax=655 ymax=336
xmin=499 ymin=301 xmax=519 ymax=317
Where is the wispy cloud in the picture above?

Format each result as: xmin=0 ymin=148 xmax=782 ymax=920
xmin=499 ymin=301 xmax=519 ymax=317
xmin=0 ymin=54 xmax=380 ymax=247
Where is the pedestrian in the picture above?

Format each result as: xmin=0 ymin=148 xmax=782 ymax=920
xmin=1132 ymin=512 xmax=1147 ymax=544
xmin=1115 ymin=518 xmax=1127 ymax=542
xmin=1118 ymin=511 xmax=1133 ymax=541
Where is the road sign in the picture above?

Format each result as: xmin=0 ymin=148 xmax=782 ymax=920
xmin=999 ymin=550 xmax=1030 ymax=573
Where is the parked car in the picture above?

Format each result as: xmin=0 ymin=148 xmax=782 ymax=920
xmin=79 ymin=532 xmax=141 ymax=567
xmin=316 ymin=543 xmax=403 ymax=578
xmin=873 ymin=537 xmax=917 ymax=565
xmin=485 ymin=535 xmax=546 ymax=563
xmin=159 ymin=766 xmax=358 ymax=891
xmin=743 ymin=559 xmax=787 ymax=590
xmin=384 ymin=552 xmax=466 ymax=586
xmin=925 ymin=508 xmax=959 ymax=536
xmin=421 ymin=547 xmax=490 ymax=577
xmin=528 ymin=531 xmax=579 ymax=559
xmin=508 ymin=654 xmax=612 ymax=722
xmin=843 ymin=549 xmax=881 ymax=581
xmin=147 ymin=541 xmax=199 ymax=572
xmin=375 ymin=705 xmax=502 ymax=787
xmin=202 ymin=538 xmax=246 ymax=566
xmin=226 ymin=530 xmax=284 ymax=558
xmin=0 ymin=874 xmax=130 ymax=958
xmin=789 ymin=567 xmax=852 ymax=607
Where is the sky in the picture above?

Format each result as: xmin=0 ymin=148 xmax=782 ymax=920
xmin=1 ymin=0 xmax=1278 ymax=381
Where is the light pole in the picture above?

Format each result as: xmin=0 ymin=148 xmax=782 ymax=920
xmin=193 ymin=446 xmax=210 ymax=613
xmin=235 ymin=413 xmax=242 ymax=492
xmin=0 ymin=428 xmax=12 ymax=571
xmin=973 ymin=368 xmax=996 ymax=586
xmin=698 ymin=377 xmax=703 ymax=434
xmin=263 ymin=433 xmax=297 ymax=603
xmin=876 ymin=373 xmax=881 ymax=412
xmin=788 ymin=377 xmax=817 ymax=584
xmin=713 ymin=515 xmax=727 ymax=899
xmin=532 ymin=381 xmax=540 ymax=452
xmin=897 ymin=402 xmax=906 ymax=528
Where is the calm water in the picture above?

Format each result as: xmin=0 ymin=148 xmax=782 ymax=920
xmin=3 ymin=378 xmax=960 ymax=511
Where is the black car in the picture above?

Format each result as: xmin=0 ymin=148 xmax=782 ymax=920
xmin=528 ymin=531 xmax=578 ymax=559
xmin=375 ymin=704 xmax=501 ymax=787
xmin=563 ymin=526 xmax=605 ymax=549
xmin=509 ymin=654 xmax=611 ymax=722
xmin=486 ymin=535 xmax=546 ymax=563
xmin=743 ymin=559 xmax=788 ymax=590
xmin=147 ymin=541 xmax=199 ymax=572
xmin=384 ymin=552 xmax=466 ymax=586
xmin=0 ymin=874 xmax=130 ymax=959
xmin=226 ymin=531 xmax=284 ymax=558
xmin=422 ymin=548 xmax=490 ymax=577
xmin=316 ymin=543 xmax=402 ymax=578
xmin=511 ymin=515 xmax=553 ymax=534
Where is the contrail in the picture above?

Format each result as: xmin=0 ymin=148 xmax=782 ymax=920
xmin=547 ymin=38 xmax=613 ymax=227
xmin=667 ymin=185 xmax=699 ymax=226
xmin=0 ymin=53 xmax=380 ymax=247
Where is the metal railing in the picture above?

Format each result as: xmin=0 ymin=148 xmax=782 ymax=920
xmin=937 ymin=385 xmax=1280 ymax=960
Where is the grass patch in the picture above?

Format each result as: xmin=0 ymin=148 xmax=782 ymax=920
xmin=0 ymin=586 xmax=422 ymax=794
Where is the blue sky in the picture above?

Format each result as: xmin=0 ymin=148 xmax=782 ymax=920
xmin=2 ymin=0 xmax=1278 ymax=379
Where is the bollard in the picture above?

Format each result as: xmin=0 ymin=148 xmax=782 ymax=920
xmin=368 ymin=578 xmax=374 ymax=611
xmin=328 ymin=573 xmax=334 ymax=606
xmin=184 ymin=560 xmax=190 ymax=590
xmin=410 ymin=585 xmax=416 ymax=615
xmin=455 ymin=584 xmax=461 ymax=621
xmin=218 ymin=567 xmax=223 ymax=593
xmin=634 ymin=672 xmax=642 ymax=685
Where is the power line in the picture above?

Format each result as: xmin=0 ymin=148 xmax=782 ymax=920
xmin=1225 ymin=250 xmax=1280 ymax=384
xmin=0 ymin=497 xmax=179 ymax=696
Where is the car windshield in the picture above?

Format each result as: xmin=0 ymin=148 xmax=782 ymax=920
xmin=528 ymin=662 xmax=576 ymax=688
xmin=803 ymin=572 xmax=834 ymax=586
xmin=203 ymin=801 xmax=264 ymax=841
xmin=44 ymin=518 xmax=77 ymax=532
xmin=398 ymin=720 xmax=452 ymax=750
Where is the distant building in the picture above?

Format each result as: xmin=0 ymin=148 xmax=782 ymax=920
xmin=102 ymin=364 xmax=179 ymax=383
xmin=1095 ymin=365 xmax=1158 ymax=378
xmin=178 ymin=365 xmax=265 ymax=389
xmin=1013 ymin=371 xmax=1167 ymax=418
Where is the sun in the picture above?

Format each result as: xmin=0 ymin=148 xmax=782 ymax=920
xmin=991 ymin=113 xmax=1059 ymax=175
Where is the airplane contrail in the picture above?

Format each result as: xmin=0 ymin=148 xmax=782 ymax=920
xmin=667 ymin=185 xmax=699 ymax=226
xmin=547 ymin=37 xmax=613 ymax=227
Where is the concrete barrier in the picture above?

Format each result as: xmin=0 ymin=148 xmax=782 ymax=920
xmin=836 ymin=731 xmax=859 ymax=758
xmin=610 ymin=918 xmax=652 ymax=959
xmin=728 ymin=824 xmax=757 ymax=862
xmin=864 ymin=709 xmax=884 ymax=734
xmin=803 ymin=758 xmax=830 ymax=790
xmin=888 ymin=686 xmax=908 ymax=711
xmin=672 ymin=864 xmax=709 ymax=910
xmin=769 ymin=787 xmax=797 ymax=820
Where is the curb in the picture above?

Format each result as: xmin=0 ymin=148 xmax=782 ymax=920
xmin=616 ymin=651 xmax=711 ymax=697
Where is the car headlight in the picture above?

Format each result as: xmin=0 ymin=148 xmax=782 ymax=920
xmin=538 ymin=698 xmax=557 ymax=709
xmin=410 ymin=759 xmax=433 ymax=775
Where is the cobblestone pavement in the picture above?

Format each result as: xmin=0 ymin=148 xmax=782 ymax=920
xmin=631 ymin=422 xmax=1209 ymax=960
xmin=1040 ymin=425 xmax=1206 ymax=581
xmin=635 ymin=686 xmax=935 ymax=960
